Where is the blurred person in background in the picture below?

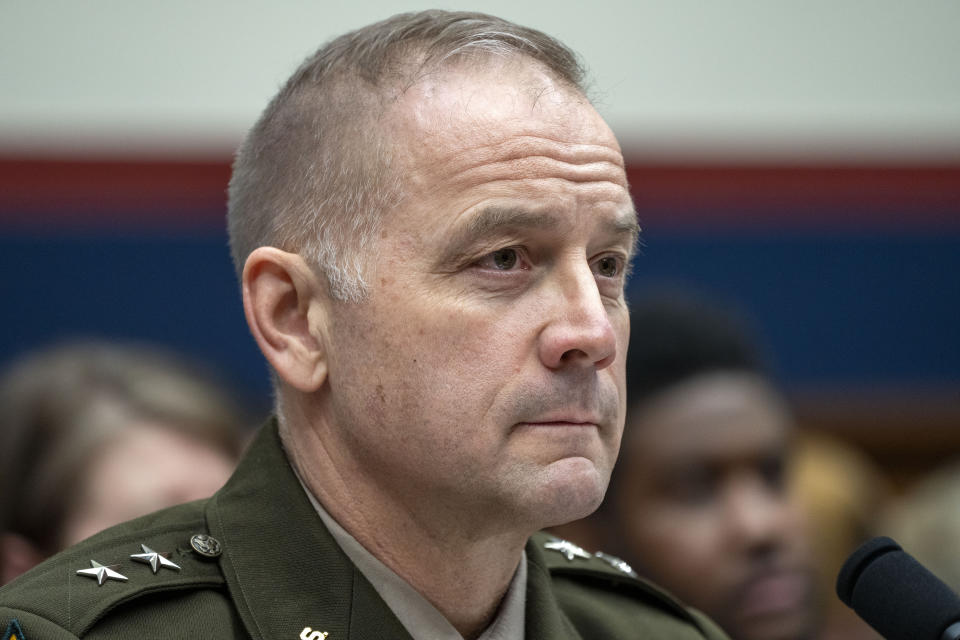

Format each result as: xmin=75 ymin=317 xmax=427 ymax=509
xmin=790 ymin=432 xmax=888 ymax=640
xmin=552 ymin=293 xmax=820 ymax=640
xmin=0 ymin=341 xmax=250 ymax=585
xmin=879 ymin=460 xmax=960 ymax=593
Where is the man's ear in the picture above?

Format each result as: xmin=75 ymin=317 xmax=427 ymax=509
xmin=242 ymin=247 xmax=329 ymax=392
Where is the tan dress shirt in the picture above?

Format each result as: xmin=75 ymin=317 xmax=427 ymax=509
xmin=301 ymin=484 xmax=527 ymax=640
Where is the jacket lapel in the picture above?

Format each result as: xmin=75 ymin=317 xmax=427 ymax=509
xmin=524 ymin=536 xmax=585 ymax=639
xmin=206 ymin=420 xmax=413 ymax=640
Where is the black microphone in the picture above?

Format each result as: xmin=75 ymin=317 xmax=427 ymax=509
xmin=836 ymin=536 xmax=960 ymax=640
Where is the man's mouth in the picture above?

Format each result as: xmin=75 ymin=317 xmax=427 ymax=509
xmin=735 ymin=568 xmax=810 ymax=620
xmin=519 ymin=409 xmax=603 ymax=427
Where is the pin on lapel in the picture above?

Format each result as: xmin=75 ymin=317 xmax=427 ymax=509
xmin=300 ymin=628 xmax=328 ymax=640
xmin=190 ymin=533 xmax=222 ymax=558
xmin=76 ymin=560 xmax=128 ymax=585
xmin=130 ymin=544 xmax=181 ymax=573
xmin=544 ymin=538 xmax=591 ymax=561
xmin=594 ymin=551 xmax=638 ymax=577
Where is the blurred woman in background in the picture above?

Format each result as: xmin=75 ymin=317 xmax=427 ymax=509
xmin=0 ymin=341 xmax=251 ymax=584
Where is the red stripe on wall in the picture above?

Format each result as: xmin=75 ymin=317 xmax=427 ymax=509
xmin=626 ymin=165 xmax=960 ymax=228
xmin=0 ymin=157 xmax=231 ymax=228
xmin=1 ymin=156 xmax=959 ymax=230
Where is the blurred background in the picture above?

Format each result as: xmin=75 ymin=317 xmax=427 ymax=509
xmin=1 ymin=2 xmax=958 ymax=494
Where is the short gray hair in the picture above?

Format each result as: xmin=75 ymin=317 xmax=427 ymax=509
xmin=227 ymin=10 xmax=586 ymax=302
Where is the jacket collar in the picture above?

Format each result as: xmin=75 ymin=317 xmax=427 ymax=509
xmin=207 ymin=419 xmax=581 ymax=640
xmin=206 ymin=419 xmax=413 ymax=640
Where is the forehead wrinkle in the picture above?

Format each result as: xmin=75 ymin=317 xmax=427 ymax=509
xmin=410 ymin=155 xmax=631 ymax=211
xmin=423 ymin=136 xmax=627 ymax=180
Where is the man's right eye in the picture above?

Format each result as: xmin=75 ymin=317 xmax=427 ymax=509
xmin=490 ymin=248 xmax=519 ymax=270
xmin=473 ymin=247 xmax=526 ymax=272
xmin=663 ymin=468 xmax=718 ymax=506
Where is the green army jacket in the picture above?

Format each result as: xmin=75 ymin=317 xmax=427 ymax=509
xmin=0 ymin=421 xmax=729 ymax=639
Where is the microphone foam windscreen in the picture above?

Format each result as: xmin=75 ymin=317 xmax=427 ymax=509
xmin=837 ymin=536 xmax=960 ymax=640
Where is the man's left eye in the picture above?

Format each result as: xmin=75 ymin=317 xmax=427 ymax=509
xmin=594 ymin=256 xmax=621 ymax=277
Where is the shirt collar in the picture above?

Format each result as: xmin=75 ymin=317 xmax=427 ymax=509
xmin=298 ymin=471 xmax=527 ymax=640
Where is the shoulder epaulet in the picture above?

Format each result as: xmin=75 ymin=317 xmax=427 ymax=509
xmin=536 ymin=532 xmax=638 ymax=578
xmin=0 ymin=500 xmax=225 ymax=638
xmin=533 ymin=532 xmax=727 ymax=639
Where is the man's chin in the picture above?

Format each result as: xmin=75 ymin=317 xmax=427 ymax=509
xmin=728 ymin=614 xmax=816 ymax=640
xmin=726 ymin=590 xmax=817 ymax=640
xmin=532 ymin=456 xmax=607 ymax=528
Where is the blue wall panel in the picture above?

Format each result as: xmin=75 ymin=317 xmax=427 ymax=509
xmin=628 ymin=228 xmax=960 ymax=391
xmin=0 ymin=232 xmax=270 ymax=406
xmin=1 ymin=227 xmax=958 ymax=406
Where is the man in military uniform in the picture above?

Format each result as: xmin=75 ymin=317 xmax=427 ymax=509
xmin=1 ymin=10 xmax=729 ymax=639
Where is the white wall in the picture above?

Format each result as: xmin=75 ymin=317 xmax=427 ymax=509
xmin=2 ymin=0 xmax=959 ymax=160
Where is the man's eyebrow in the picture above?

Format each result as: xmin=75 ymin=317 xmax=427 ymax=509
xmin=445 ymin=205 xmax=640 ymax=258
xmin=464 ymin=206 xmax=557 ymax=238
xmin=609 ymin=209 xmax=642 ymax=255
xmin=437 ymin=207 xmax=557 ymax=266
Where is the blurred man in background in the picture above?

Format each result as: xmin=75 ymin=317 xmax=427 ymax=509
xmin=0 ymin=341 xmax=249 ymax=584
xmin=554 ymin=293 xmax=820 ymax=640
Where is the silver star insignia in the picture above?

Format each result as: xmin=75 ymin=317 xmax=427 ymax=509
xmin=77 ymin=560 xmax=128 ymax=585
xmin=130 ymin=544 xmax=181 ymax=573
xmin=544 ymin=539 xmax=591 ymax=561
xmin=595 ymin=551 xmax=638 ymax=578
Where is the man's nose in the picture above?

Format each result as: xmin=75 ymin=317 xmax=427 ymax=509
xmin=537 ymin=262 xmax=618 ymax=370
xmin=724 ymin=474 xmax=790 ymax=550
